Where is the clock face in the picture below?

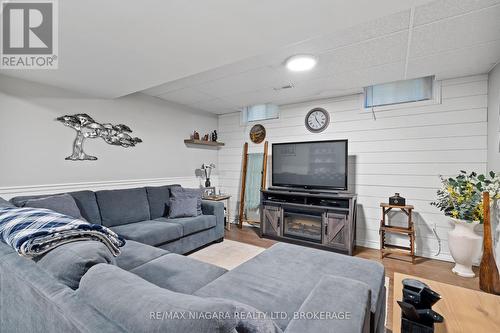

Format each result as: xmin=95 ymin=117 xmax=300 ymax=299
xmin=305 ymin=108 xmax=330 ymax=133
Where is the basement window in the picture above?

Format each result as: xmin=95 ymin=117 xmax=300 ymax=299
xmin=364 ymin=76 xmax=434 ymax=108
xmin=241 ymin=103 xmax=280 ymax=123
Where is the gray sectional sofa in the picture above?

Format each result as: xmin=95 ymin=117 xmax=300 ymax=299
xmin=8 ymin=185 xmax=225 ymax=254
xmin=0 ymin=185 xmax=386 ymax=333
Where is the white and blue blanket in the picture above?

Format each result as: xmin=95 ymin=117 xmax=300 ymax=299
xmin=0 ymin=207 xmax=125 ymax=257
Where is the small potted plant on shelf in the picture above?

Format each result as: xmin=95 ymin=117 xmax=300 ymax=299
xmin=431 ymin=171 xmax=500 ymax=277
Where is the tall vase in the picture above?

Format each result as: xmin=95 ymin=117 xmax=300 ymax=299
xmin=479 ymin=192 xmax=500 ymax=294
xmin=448 ymin=218 xmax=482 ymax=278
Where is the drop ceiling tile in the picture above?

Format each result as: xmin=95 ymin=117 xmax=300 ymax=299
xmin=329 ymin=61 xmax=405 ymax=88
xmin=157 ymin=88 xmax=215 ymax=105
xmin=256 ymin=10 xmax=410 ymax=67
xmin=321 ymin=10 xmax=410 ymax=50
xmin=321 ymin=31 xmax=408 ymax=74
xmin=413 ymin=0 xmax=500 ymax=26
xmin=406 ymin=40 xmax=500 ymax=79
xmin=410 ymin=5 xmax=500 ymax=58
xmin=194 ymin=66 xmax=286 ymax=98
xmin=221 ymin=88 xmax=285 ymax=107
xmin=188 ymin=98 xmax=240 ymax=114
xmin=143 ymin=59 xmax=267 ymax=97
xmin=290 ymin=61 xmax=403 ymax=95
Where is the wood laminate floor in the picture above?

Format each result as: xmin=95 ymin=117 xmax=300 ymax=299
xmin=225 ymin=225 xmax=481 ymax=333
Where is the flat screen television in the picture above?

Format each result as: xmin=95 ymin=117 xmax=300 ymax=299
xmin=272 ymin=140 xmax=348 ymax=191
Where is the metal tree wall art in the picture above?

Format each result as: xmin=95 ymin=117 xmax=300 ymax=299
xmin=56 ymin=113 xmax=142 ymax=161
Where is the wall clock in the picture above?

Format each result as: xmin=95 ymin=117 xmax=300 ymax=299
xmin=305 ymin=107 xmax=330 ymax=133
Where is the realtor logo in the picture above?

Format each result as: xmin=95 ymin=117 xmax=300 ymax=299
xmin=1 ymin=0 xmax=58 ymax=69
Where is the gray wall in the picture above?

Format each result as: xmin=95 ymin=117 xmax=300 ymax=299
xmin=0 ymin=75 xmax=218 ymax=187
xmin=488 ymin=63 xmax=500 ymax=172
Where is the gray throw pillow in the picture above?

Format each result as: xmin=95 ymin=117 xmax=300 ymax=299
xmin=35 ymin=241 xmax=115 ymax=290
xmin=170 ymin=187 xmax=202 ymax=216
xmin=168 ymin=197 xmax=198 ymax=218
xmin=0 ymin=197 xmax=14 ymax=208
xmin=25 ymin=194 xmax=85 ymax=220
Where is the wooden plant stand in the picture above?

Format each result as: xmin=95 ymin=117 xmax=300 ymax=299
xmin=380 ymin=203 xmax=415 ymax=263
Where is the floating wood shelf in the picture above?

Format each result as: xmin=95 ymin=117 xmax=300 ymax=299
xmin=184 ymin=139 xmax=225 ymax=147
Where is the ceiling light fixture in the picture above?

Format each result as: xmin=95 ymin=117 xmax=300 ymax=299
xmin=285 ymin=55 xmax=317 ymax=72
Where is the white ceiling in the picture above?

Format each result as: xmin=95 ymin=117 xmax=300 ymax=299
xmin=142 ymin=0 xmax=500 ymax=114
xmin=0 ymin=0 xmax=434 ymax=98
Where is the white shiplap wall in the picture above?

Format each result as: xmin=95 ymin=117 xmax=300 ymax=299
xmin=217 ymin=75 xmax=488 ymax=262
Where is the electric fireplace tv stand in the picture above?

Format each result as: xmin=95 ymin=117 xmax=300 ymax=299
xmin=260 ymin=188 xmax=357 ymax=255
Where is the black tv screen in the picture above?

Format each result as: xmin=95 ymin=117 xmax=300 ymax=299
xmin=272 ymin=140 xmax=348 ymax=190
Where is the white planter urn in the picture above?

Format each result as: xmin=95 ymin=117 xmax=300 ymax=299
xmin=448 ymin=218 xmax=482 ymax=278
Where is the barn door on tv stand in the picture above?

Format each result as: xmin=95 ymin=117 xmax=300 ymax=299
xmin=324 ymin=212 xmax=348 ymax=252
xmin=263 ymin=205 xmax=281 ymax=237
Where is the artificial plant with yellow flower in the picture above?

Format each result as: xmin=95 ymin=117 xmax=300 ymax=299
xmin=431 ymin=171 xmax=500 ymax=224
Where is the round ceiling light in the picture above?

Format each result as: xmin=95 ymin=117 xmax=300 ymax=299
xmin=285 ymin=55 xmax=317 ymax=72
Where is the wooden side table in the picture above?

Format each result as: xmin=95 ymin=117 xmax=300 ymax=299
xmin=203 ymin=195 xmax=231 ymax=230
xmin=393 ymin=273 xmax=500 ymax=332
xmin=380 ymin=203 xmax=415 ymax=263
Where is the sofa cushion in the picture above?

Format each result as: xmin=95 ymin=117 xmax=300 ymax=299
xmin=34 ymin=241 xmax=115 ymax=289
xmin=9 ymin=191 xmax=101 ymax=224
xmin=0 ymin=243 xmax=127 ymax=333
xmin=168 ymin=197 xmax=198 ymax=218
xmin=68 ymin=191 xmax=102 ymax=224
xmin=145 ymin=185 xmax=179 ymax=219
xmin=25 ymin=194 xmax=84 ymax=220
xmin=130 ymin=253 xmax=227 ymax=294
xmin=284 ymin=275 xmax=370 ymax=333
xmin=115 ymin=240 xmax=169 ymax=271
xmin=157 ymin=215 xmax=216 ymax=236
xmin=96 ymin=187 xmax=150 ymax=227
xmin=195 ymin=242 xmax=385 ymax=331
xmin=111 ymin=220 xmax=183 ymax=246
xmin=78 ymin=264 xmax=239 ymax=333
xmin=170 ymin=187 xmax=202 ymax=216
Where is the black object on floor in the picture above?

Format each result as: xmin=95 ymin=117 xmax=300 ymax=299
xmin=399 ymin=278 xmax=443 ymax=333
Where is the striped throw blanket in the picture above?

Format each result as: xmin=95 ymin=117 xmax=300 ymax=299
xmin=0 ymin=207 xmax=125 ymax=257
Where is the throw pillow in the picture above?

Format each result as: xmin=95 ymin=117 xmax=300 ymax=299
xmin=0 ymin=197 xmax=14 ymax=208
xmin=25 ymin=194 xmax=85 ymax=220
xmin=170 ymin=187 xmax=202 ymax=216
xmin=34 ymin=241 xmax=116 ymax=290
xmin=168 ymin=197 xmax=198 ymax=218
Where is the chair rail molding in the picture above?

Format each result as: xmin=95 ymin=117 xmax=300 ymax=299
xmin=0 ymin=176 xmax=219 ymax=200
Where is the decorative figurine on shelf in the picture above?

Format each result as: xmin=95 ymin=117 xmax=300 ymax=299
xmin=211 ymin=130 xmax=218 ymax=142
xmin=202 ymin=134 xmax=209 ymax=141
xmin=193 ymin=131 xmax=200 ymax=140
xmin=202 ymin=163 xmax=215 ymax=187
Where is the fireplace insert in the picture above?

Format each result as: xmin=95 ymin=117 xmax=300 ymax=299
xmin=283 ymin=208 xmax=323 ymax=243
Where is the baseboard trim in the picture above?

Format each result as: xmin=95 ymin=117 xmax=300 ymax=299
xmin=356 ymin=239 xmax=454 ymax=263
